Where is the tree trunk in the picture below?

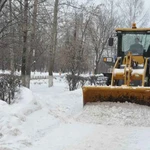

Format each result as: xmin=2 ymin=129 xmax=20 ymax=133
xmin=21 ymin=0 xmax=28 ymax=87
xmin=0 ymin=0 xmax=7 ymax=12
xmin=48 ymin=0 xmax=59 ymax=87
xmin=94 ymin=60 xmax=99 ymax=74
xmin=26 ymin=0 xmax=38 ymax=88
xmin=18 ymin=0 xmax=23 ymax=72
xmin=9 ymin=0 xmax=15 ymax=75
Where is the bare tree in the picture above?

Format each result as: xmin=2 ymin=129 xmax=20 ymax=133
xmin=88 ymin=4 xmax=116 ymax=74
xmin=56 ymin=5 xmax=92 ymax=74
xmin=0 ymin=0 xmax=7 ymax=12
xmin=9 ymin=0 xmax=15 ymax=75
xmin=116 ymin=0 xmax=148 ymax=27
xmin=48 ymin=0 xmax=59 ymax=87
xmin=21 ymin=0 xmax=28 ymax=87
xmin=25 ymin=0 xmax=38 ymax=88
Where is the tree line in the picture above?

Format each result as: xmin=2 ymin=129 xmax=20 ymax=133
xmin=0 ymin=0 xmax=148 ymax=88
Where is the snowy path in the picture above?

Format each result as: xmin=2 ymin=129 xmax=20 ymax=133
xmin=23 ymin=78 xmax=150 ymax=150
xmin=1 ymin=77 xmax=150 ymax=150
xmin=64 ymin=125 xmax=150 ymax=150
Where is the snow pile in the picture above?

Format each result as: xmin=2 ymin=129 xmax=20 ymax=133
xmin=1 ymin=75 xmax=150 ymax=150
xmin=76 ymin=102 xmax=150 ymax=126
xmin=0 ymin=87 xmax=41 ymax=142
xmin=0 ymin=77 xmax=82 ymax=150
xmin=31 ymin=78 xmax=83 ymax=121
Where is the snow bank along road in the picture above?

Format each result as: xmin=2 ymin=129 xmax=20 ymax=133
xmin=1 ymin=76 xmax=150 ymax=150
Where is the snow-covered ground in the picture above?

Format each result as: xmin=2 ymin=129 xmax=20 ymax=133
xmin=0 ymin=75 xmax=150 ymax=150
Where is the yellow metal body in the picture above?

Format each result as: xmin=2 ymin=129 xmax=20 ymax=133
xmin=82 ymin=24 xmax=150 ymax=106
xmin=83 ymin=86 xmax=150 ymax=105
xmin=111 ymin=52 xmax=148 ymax=86
xmin=116 ymin=28 xmax=150 ymax=32
xmin=82 ymin=52 xmax=150 ymax=106
xmin=116 ymin=23 xmax=150 ymax=32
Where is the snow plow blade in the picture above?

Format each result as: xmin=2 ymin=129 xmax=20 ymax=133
xmin=82 ymin=86 xmax=150 ymax=106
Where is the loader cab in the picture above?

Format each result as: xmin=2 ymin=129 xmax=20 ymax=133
xmin=115 ymin=26 xmax=150 ymax=58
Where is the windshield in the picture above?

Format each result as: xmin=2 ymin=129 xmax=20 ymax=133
xmin=122 ymin=33 xmax=150 ymax=55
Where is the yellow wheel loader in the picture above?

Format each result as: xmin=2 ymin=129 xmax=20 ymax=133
xmin=83 ymin=23 xmax=150 ymax=106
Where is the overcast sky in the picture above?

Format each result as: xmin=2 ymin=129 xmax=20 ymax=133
xmin=143 ymin=0 xmax=150 ymax=9
xmin=77 ymin=0 xmax=150 ymax=26
xmin=78 ymin=0 xmax=150 ymax=6
xmin=78 ymin=0 xmax=150 ymax=9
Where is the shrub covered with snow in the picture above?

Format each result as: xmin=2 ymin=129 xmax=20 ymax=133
xmin=66 ymin=74 xmax=108 ymax=91
xmin=0 ymin=74 xmax=21 ymax=104
xmin=66 ymin=75 xmax=88 ymax=91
